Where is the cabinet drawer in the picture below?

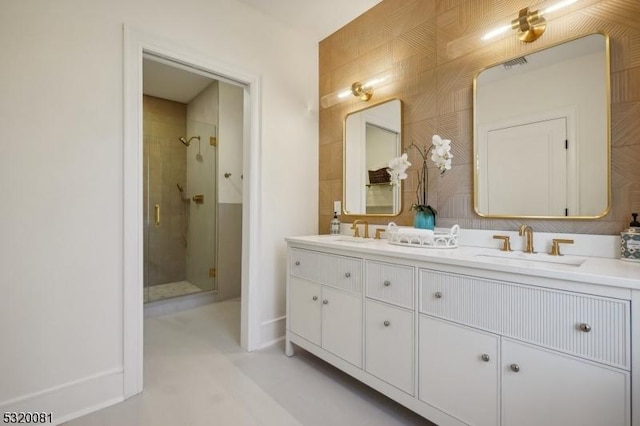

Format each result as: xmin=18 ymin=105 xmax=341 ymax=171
xmin=290 ymin=248 xmax=362 ymax=293
xmin=365 ymin=261 xmax=414 ymax=309
xmin=420 ymin=269 xmax=630 ymax=369
xmin=365 ymin=300 xmax=414 ymax=395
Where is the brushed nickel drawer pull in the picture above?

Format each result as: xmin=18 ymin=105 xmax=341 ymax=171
xmin=295 ymin=261 xmax=300 ymax=266
xmin=435 ymin=291 xmax=442 ymax=299
xmin=481 ymin=354 xmax=490 ymax=362
xmin=579 ymin=323 xmax=592 ymax=333
xmin=383 ymin=280 xmax=391 ymax=287
xmin=510 ymin=363 xmax=520 ymax=373
xmin=383 ymin=320 xmax=390 ymax=327
xmin=312 ymin=296 xmax=318 ymax=301
xmin=345 ymin=272 xmax=351 ymax=278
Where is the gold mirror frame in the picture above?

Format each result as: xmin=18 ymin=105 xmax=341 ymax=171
xmin=472 ymin=32 xmax=611 ymax=220
xmin=343 ymin=98 xmax=403 ymax=218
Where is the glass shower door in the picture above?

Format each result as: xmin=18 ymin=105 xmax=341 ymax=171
xmin=185 ymin=120 xmax=218 ymax=295
xmin=142 ymin=94 xmax=218 ymax=303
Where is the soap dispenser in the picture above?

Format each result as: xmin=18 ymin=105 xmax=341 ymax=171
xmin=621 ymin=213 xmax=640 ymax=262
xmin=330 ymin=212 xmax=341 ymax=235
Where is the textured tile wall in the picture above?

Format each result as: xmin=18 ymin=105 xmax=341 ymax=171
xmin=143 ymin=95 xmax=188 ymax=286
xmin=319 ymin=0 xmax=640 ymax=235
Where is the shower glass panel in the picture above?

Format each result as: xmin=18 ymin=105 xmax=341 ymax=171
xmin=142 ymin=95 xmax=218 ymax=303
xmin=185 ymin=119 xmax=218 ymax=294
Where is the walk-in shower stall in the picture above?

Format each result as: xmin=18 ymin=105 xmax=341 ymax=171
xmin=142 ymin=91 xmax=218 ymax=303
xmin=142 ymin=56 xmax=243 ymax=305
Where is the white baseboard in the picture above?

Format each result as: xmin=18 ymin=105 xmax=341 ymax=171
xmin=260 ymin=315 xmax=286 ymax=349
xmin=0 ymin=369 xmax=124 ymax=425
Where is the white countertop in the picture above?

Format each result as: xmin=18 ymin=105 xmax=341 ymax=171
xmin=286 ymin=234 xmax=640 ymax=290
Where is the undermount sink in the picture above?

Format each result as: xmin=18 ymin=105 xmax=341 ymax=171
xmin=476 ymin=250 xmax=586 ymax=266
xmin=332 ymin=236 xmax=370 ymax=243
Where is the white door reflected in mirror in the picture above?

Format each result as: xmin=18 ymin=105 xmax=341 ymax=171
xmin=474 ymin=33 xmax=610 ymax=218
xmin=344 ymin=99 xmax=402 ymax=216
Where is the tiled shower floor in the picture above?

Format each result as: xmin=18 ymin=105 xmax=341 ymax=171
xmin=145 ymin=280 xmax=203 ymax=303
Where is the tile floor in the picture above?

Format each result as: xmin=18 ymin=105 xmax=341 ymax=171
xmin=144 ymin=280 xmax=203 ymax=303
xmin=65 ymin=299 xmax=432 ymax=426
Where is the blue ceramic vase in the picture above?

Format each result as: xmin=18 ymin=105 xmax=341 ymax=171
xmin=414 ymin=209 xmax=436 ymax=230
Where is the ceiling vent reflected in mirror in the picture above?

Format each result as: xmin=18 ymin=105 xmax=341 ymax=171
xmin=503 ymin=56 xmax=528 ymax=70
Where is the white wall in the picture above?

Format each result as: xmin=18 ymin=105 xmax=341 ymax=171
xmin=0 ymin=0 xmax=318 ymax=422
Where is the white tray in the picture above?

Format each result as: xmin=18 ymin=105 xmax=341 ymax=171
xmin=386 ymin=223 xmax=459 ymax=249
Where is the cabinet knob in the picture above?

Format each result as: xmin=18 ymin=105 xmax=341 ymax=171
xmin=434 ymin=291 xmax=442 ymax=299
xmin=579 ymin=323 xmax=592 ymax=333
xmin=345 ymin=272 xmax=351 ymax=278
xmin=323 ymin=299 xmax=328 ymax=305
xmin=383 ymin=320 xmax=390 ymax=327
xmin=481 ymin=354 xmax=490 ymax=362
xmin=510 ymin=363 xmax=520 ymax=373
xmin=383 ymin=280 xmax=391 ymax=287
xmin=295 ymin=261 xmax=300 ymax=266
xmin=312 ymin=296 xmax=318 ymax=301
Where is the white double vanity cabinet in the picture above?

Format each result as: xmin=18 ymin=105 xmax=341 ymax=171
xmin=285 ymin=234 xmax=640 ymax=426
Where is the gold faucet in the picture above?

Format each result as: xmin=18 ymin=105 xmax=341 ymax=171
xmin=492 ymin=235 xmax=512 ymax=252
xmin=519 ymin=224 xmax=535 ymax=253
xmin=351 ymin=220 xmax=369 ymax=238
xmin=550 ymin=238 xmax=574 ymax=256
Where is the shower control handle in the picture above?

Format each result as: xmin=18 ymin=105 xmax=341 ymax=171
xmin=154 ymin=204 xmax=160 ymax=226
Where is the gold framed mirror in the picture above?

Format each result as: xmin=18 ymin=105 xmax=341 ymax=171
xmin=343 ymin=99 xmax=402 ymax=216
xmin=473 ymin=33 xmax=611 ymax=219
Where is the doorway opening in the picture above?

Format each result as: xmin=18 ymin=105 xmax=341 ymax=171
xmin=142 ymin=55 xmax=244 ymax=305
xmin=123 ymin=26 xmax=262 ymax=398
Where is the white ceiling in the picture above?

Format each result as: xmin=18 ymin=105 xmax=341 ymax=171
xmin=143 ymin=0 xmax=382 ymax=103
xmin=236 ymin=0 xmax=382 ymax=41
xmin=143 ymin=58 xmax=214 ymax=103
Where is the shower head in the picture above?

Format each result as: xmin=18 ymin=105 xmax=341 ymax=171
xmin=178 ymin=136 xmax=200 ymax=147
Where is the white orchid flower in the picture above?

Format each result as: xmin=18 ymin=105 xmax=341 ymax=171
xmin=429 ymin=135 xmax=453 ymax=173
xmin=387 ymin=153 xmax=411 ymax=186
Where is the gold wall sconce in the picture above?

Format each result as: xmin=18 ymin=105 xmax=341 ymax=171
xmin=320 ymin=70 xmax=392 ymax=108
xmin=447 ymin=0 xmax=601 ymax=58
xmin=509 ymin=6 xmax=546 ymax=42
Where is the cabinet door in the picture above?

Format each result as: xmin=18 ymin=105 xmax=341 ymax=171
xmin=322 ymin=286 xmax=362 ymax=368
xmin=419 ymin=315 xmax=499 ymax=426
xmin=502 ymin=338 xmax=629 ymax=426
xmin=289 ymin=277 xmax=321 ymax=346
xmin=365 ymin=300 xmax=414 ymax=394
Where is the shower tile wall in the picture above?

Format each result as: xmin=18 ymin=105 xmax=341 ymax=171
xmin=143 ymin=95 xmax=187 ymax=287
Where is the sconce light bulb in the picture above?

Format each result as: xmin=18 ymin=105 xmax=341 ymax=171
xmin=481 ymin=24 xmax=512 ymax=41
xmin=543 ymin=0 xmax=579 ymax=15
xmin=361 ymin=71 xmax=392 ymax=89
xmin=320 ymin=69 xmax=393 ymax=108
xmin=337 ymin=89 xmax=353 ymax=100
xmin=448 ymin=0 xmax=597 ymax=59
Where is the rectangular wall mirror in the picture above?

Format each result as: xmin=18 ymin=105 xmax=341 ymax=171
xmin=473 ymin=33 xmax=610 ymax=219
xmin=344 ymin=99 xmax=402 ymax=216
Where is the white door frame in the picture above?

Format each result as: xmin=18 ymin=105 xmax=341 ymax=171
xmin=122 ymin=25 xmax=261 ymax=398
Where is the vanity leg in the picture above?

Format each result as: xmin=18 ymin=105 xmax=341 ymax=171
xmin=285 ymin=338 xmax=294 ymax=357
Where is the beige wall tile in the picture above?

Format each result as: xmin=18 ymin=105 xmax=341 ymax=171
xmin=143 ymin=95 xmax=187 ymax=285
xmin=319 ymin=0 xmax=640 ymax=235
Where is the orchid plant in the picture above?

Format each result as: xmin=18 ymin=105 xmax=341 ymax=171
xmin=387 ymin=135 xmax=453 ymax=215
